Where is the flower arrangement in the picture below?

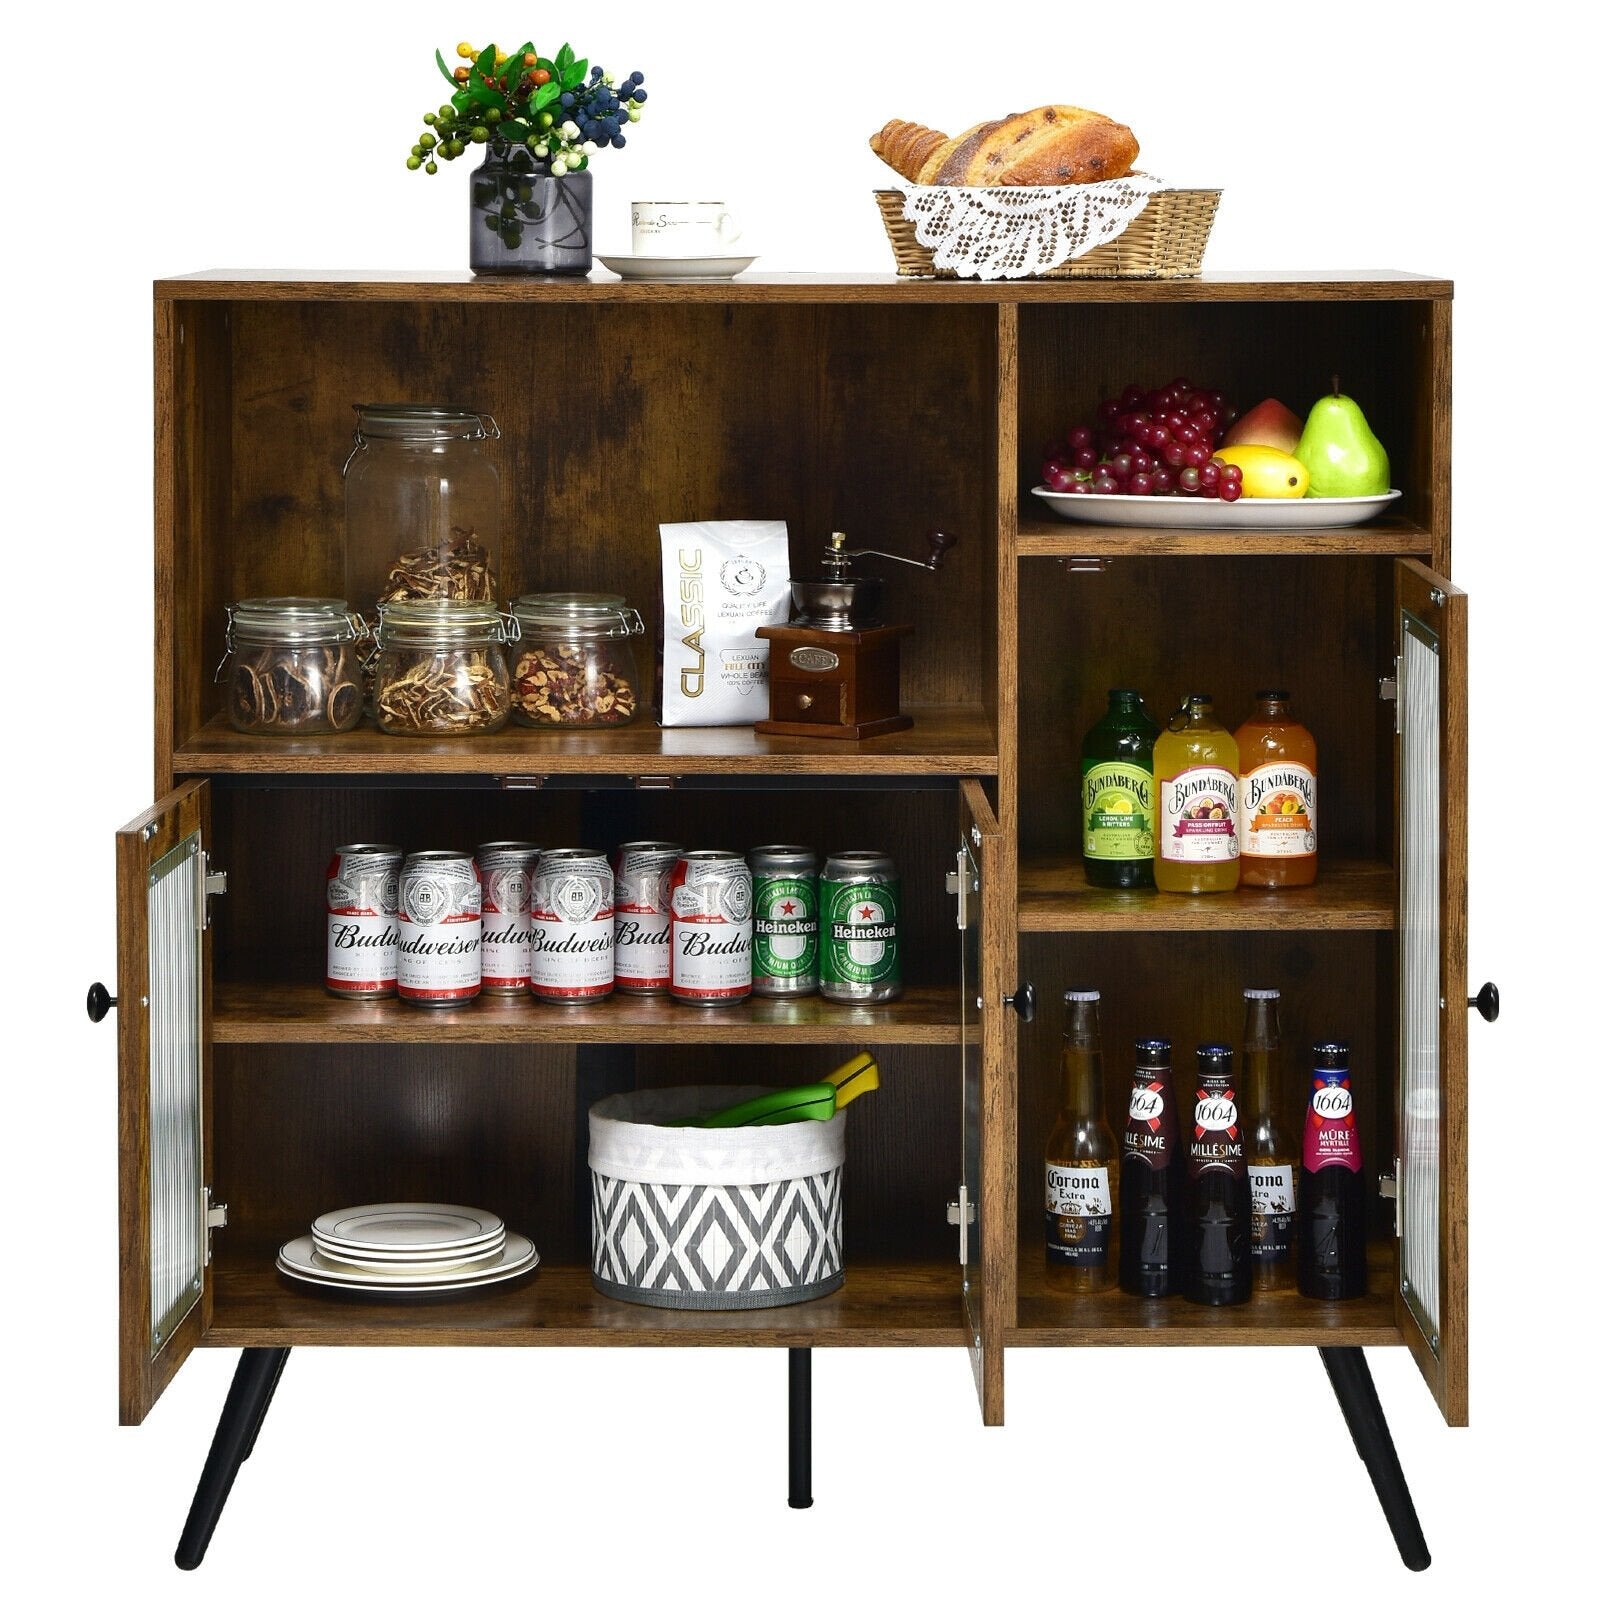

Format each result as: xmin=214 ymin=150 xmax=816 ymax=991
xmin=407 ymin=39 xmax=648 ymax=177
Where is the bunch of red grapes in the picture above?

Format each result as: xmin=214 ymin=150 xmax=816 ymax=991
xmin=1041 ymin=378 xmax=1246 ymax=500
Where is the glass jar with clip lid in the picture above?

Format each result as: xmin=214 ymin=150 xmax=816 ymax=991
xmin=371 ymin=599 xmax=514 ymax=737
xmin=509 ymin=592 xmax=644 ymax=728
xmin=219 ymin=597 xmax=368 ymax=736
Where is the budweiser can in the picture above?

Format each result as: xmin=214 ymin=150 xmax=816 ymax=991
xmin=396 ymin=852 xmax=482 ymax=1007
xmin=612 ymin=841 xmax=680 ymax=994
xmin=669 ymin=851 xmax=753 ymax=1006
xmin=529 ymin=848 xmax=614 ymax=1004
xmin=820 ymin=851 xmax=902 ymax=1003
xmin=476 ymin=842 xmax=539 ymax=995
xmin=325 ymin=844 xmax=401 ymax=999
xmin=749 ymin=845 xmax=819 ymax=996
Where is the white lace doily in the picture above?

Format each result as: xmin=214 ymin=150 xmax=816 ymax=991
xmin=900 ymin=175 xmax=1170 ymax=280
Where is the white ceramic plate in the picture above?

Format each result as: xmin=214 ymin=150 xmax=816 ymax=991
xmin=310 ymin=1225 xmax=507 ymax=1262
xmin=311 ymin=1202 xmax=504 ymax=1253
xmin=311 ymin=1237 xmax=509 ymax=1274
xmin=278 ymin=1232 xmax=538 ymax=1292
xmin=596 ymin=252 xmax=758 ymax=282
xmin=1029 ymin=485 xmax=1403 ymax=530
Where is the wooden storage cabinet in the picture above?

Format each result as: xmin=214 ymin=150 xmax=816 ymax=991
xmin=109 ymin=271 xmax=1473 ymax=1566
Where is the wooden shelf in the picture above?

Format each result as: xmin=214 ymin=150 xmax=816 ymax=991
xmin=1017 ymin=515 xmax=1433 ymax=558
xmin=1018 ymin=857 xmax=1394 ymax=932
xmin=174 ymin=706 xmax=996 ymax=779
xmin=215 ymin=979 xmax=964 ymax=1045
xmin=1010 ymin=1241 xmax=1399 ymax=1347
xmin=203 ymin=1246 xmax=965 ymax=1348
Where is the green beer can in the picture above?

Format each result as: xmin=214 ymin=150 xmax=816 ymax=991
xmin=750 ymin=845 xmax=819 ymax=996
xmin=820 ymin=851 xmax=901 ymax=1003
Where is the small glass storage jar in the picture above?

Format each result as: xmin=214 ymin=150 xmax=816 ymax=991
xmin=342 ymin=406 xmax=502 ymax=620
xmin=509 ymin=593 xmax=644 ymax=729
xmin=220 ymin=598 xmax=368 ymax=736
xmin=371 ymin=600 xmax=514 ymax=737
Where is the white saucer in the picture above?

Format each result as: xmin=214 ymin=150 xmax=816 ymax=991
xmin=278 ymin=1232 xmax=538 ymax=1293
xmin=311 ymin=1202 xmax=503 ymax=1253
xmin=597 ymin=252 xmax=758 ymax=282
xmin=311 ymin=1237 xmax=509 ymax=1274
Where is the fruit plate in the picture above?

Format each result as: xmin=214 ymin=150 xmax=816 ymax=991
xmin=1029 ymin=485 xmax=1402 ymax=530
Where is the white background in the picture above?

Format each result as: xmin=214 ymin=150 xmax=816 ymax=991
xmin=3 ymin=1 xmax=1592 ymax=1593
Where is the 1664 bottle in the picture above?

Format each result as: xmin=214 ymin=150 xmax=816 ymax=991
xmin=1119 ymin=1038 xmax=1180 ymax=1297
xmin=1184 ymin=1043 xmax=1252 ymax=1305
xmin=1044 ymin=989 xmax=1116 ymax=1291
xmin=1298 ymin=1041 xmax=1367 ymax=1299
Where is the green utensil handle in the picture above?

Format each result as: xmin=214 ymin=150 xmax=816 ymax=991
xmin=698 ymin=1084 xmax=838 ymax=1129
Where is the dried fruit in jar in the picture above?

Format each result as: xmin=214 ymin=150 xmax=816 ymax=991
xmin=376 ymin=530 xmax=496 ymax=605
xmin=229 ymin=644 xmax=363 ymax=734
xmin=513 ymin=644 xmax=638 ymax=726
xmin=375 ymin=648 xmax=510 ymax=733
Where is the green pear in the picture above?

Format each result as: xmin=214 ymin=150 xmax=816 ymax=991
xmin=1298 ymin=378 xmax=1390 ymax=497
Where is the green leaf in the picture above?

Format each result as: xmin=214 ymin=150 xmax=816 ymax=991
xmin=556 ymin=42 xmax=575 ymax=72
xmin=535 ymin=56 xmax=556 ymax=74
xmin=467 ymin=52 xmax=507 ymax=111
xmin=435 ymin=48 xmax=459 ymax=89
xmin=533 ymin=80 xmax=561 ymax=110
xmin=499 ymin=119 xmax=530 ymax=143
xmin=561 ymin=61 xmax=585 ymax=90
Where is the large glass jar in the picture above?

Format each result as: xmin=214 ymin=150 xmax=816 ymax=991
xmin=342 ymin=406 xmax=501 ymax=620
xmin=220 ymin=598 xmax=368 ymax=736
xmin=509 ymin=593 xmax=644 ymax=729
xmin=372 ymin=601 xmax=513 ymax=737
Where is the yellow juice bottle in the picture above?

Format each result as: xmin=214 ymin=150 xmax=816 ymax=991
xmin=1154 ymin=694 xmax=1240 ymax=893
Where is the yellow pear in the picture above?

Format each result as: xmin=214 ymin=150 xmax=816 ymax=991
xmin=1212 ymin=444 xmax=1310 ymax=499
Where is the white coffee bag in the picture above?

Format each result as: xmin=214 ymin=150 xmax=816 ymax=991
xmin=660 ymin=520 xmax=791 ymax=726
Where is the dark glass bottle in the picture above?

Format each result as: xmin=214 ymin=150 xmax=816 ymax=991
xmin=1242 ymin=988 xmax=1297 ymax=1291
xmin=1119 ymin=1038 xmax=1180 ymax=1297
xmin=1298 ymin=1042 xmax=1368 ymax=1300
xmin=1080 ymin=689 xmax=1159 ymax=889
xmin=1183 ymin=1043 xmax=1252 ymax=1306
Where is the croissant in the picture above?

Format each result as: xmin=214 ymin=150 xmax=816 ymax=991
xmin=870 ymin=106 xmax=1139 ymax=187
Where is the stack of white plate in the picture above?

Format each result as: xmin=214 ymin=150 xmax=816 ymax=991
xmin=276 ymin=1202 xmax=538 ymax=1295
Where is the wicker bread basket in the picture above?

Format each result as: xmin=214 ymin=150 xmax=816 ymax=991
xmin=875 ymin=187 xmax=1220 ymax=280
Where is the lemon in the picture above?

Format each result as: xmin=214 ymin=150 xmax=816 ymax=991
xmin=1212 ymin=444 xmax=1310 ymax=499
xmin=1106 ymin=797 xmax=1135 ymax=814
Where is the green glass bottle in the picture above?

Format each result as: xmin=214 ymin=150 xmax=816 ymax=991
xmin=1080 ymin=689 xmax=1159 ymax=889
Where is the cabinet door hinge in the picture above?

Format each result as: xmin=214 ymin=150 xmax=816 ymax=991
xmin=1380 ymin=661 xmax=1399 ymax=730
xmin=204 ymin=1189 xmax=228 ymax=1264
xmin=946 ymin=852 xmax=975 ymax=930
xmin=200 ymin=853 xmax=227 ymax=930
xmin=946 ymin=1185 xmax=976 ymax=1266
xmin=1380 ymin=1161 xmax=1400 ymax=1236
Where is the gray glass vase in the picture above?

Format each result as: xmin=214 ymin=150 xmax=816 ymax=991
xmin=469 ymin=141 xmax=592 ymax=275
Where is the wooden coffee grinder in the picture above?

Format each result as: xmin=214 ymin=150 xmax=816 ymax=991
xmin=755 ymin=528 xmax=954 ymax=740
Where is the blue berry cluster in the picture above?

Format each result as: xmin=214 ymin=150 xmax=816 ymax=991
xmin=561 ymin=66 xmax=646 ymax=148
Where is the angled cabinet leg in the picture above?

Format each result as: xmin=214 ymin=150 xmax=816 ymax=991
xmin=787 ymin=1348 xmax=812 ymax=1510
xmin=1319 ymin=1347 xmax=1430 ymax=1571
xmin=175 ymin=1348 xmax=291 ymax=1570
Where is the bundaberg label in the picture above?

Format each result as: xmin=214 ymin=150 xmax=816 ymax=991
xmin=1082 ymin=760 xmax=1155 ymax=862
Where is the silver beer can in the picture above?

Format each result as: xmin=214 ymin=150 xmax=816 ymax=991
xmin=612 ymin=841 xmax=680 ymax=995
xmin=396 ymin=852 xmax=483 ymax=1008
xmin=326 ymin=843 xmax=402 ymax=999
xmin=529 ymin=848 xmax=615 ymax=1004
xmin=668 ymin=851 xmax=753 ymax=1007
xmin=476 ymin=842 xmax=539 ymax=995
xmin=749 ymin=845 xmax=819 ymax=996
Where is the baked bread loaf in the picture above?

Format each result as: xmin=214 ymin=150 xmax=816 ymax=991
xmin=870 ymin=105 xmax=1138 ymax=186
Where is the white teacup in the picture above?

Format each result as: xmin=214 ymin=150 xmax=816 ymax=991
xmin=631 ymin=201 xmax=742 ymax=257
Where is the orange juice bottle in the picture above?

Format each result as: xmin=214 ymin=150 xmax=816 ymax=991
xmin=1236 ymin=690 xmax=1318 ymax=889
xmin=1154 ymin=695 xmax=1240 ymax=893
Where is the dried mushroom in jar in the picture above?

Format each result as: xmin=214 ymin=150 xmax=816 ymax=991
xmin=374 ymin=648 xmax=511 ymax=735
xmin=513 ymin=644 xmax=639 ymax=726
xmin=376 ymin=531 xmax=496 ymax=606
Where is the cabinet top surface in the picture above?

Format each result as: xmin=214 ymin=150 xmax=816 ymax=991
xmin=155 ymin=268 xmax=1453 ymax=303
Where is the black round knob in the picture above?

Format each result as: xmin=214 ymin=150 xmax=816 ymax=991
xmin=1004 ymin=982 xmax=1036 ymax=1024
xmin=86 ymin=982 xmax=117 ymax=1024
xmin=925 ymin=529 xmax=956 ymax=569
xmin=1468 ymin=982 xmax=1499 ymax=1023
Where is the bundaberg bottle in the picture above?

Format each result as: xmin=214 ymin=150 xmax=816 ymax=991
xmin=1298 ymin=1041 xmax=1367 ymax=1300
xmin=1081 ymin=689 xmax=1159 ymax=889
xmin=1044 ymin=989 xmax=1117 ymax=1291
xmin=1119 ymin=1037 xmax=1180 ymax=1297
xmin=1184 ymin=1043 xmax=1252 ymax=1306
xmin=1243 ymin=987 xmax=1297 ymax=1291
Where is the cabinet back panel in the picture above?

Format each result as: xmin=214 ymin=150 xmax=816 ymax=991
xmin=1017 ymin=556 xmax=1392 ymax=862
xmin=201 ymin=301 xmax=996 ymax=733
xmin=213 ymin=1042 xmax=954 ymax=1266
xmin=1016 ymin=301 xmax=1431 ymax=537
xmin=1014 ymin=932 xmax=1393 ymax=1238
xmin=209 ymin=787 xmax=960 ymax=987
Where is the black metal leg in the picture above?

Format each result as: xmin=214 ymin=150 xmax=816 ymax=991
xmin=787 ymin=1347 xmax=813 ymax=1510
xmin=1320 ymin=1347 xmax=1430 ymax=1571
xmin=174 ymin=1348 xmax=291 ymax=1570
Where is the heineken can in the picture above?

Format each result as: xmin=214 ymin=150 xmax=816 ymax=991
xmin=749 ymin=845 xmax=819 ymax=996
xmin=820 ymin=851 xmax=901 ymax=1003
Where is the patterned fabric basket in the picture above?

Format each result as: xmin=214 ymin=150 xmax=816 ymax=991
xmin=589 ymin=1086 xmax=845 ymax=1310
xmin=875 ymin=187 xmax=1220 ymax=280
